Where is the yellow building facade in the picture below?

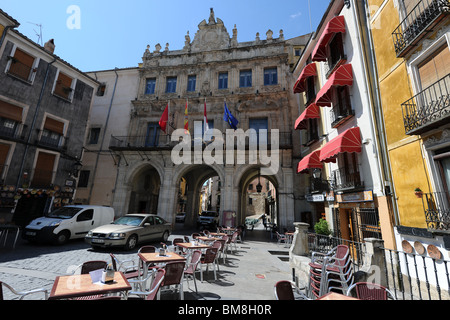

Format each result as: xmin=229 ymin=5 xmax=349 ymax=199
xmin=368 ymin=0 xmax=450 ymax=255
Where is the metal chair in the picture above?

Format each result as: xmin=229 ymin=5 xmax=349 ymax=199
xmin=159 ymin=261 xmax=185 ymax=300
xmin=199 ymin=247 xmax=218 ymax=282
xmin=128 ymin=268 xmax=166 ymax=300
xmin=183 ymin=250 xmax=202 ymax=293
xmin=276 ymin=232 xmax=287 ymax=246
xmin=74 ymin=260 xmax=108 ymax=275
xmin=0 ymin=281 xmax=48 ymax=300
xmin=229 ymin=231 xmax=239 ymax=253
xmin=346 ymin=282 xmax=396 ymax=300
xmin=110 ymin=253 xmax=141 ymax=280
xmin=138 ymin=245 xmax=156 ymax=253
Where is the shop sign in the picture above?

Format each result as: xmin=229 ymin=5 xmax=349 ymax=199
xmin=306 ymin=194 xmax=325 ymax=202
xmin=336 ymin=190 xmax=373 ymax=203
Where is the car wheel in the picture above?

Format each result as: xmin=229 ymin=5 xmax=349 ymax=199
xmin=125 ymin=234 xmax=138 ymax=251
xmin=55 ymin=230 xmax=70 ymax=245
xmin=161 ymin=231 xmax=169 ymax=242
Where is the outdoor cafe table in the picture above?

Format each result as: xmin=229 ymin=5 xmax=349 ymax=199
xmin=197 ymin=236 xmax=221 ymax=243
xmin=210 ymin=232 xmax=227 ymax=237
xmin=48 ymin=272 xmax=131 ymax=300
xmin=176 ymin=242 xmax=211 ymax=251
xmin=138 ymin=252 xmax=186 ymax=279
xmin=317 ymin=292 xmax=359 ymax=300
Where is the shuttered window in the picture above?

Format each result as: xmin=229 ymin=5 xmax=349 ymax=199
xmin=32 ymin=152 xmax=56 ymax=186
xmin=44 ymin=117 xmax=64 ymax=135
xmin=54 ymin=72 xmax=74 ymax=100
xmin=8 ymin=48 xmax=35 ymax=82
xmin=418 ymin=45 xmax=450 ymax=90
xmin=0 ymin=100 xmax=23 ymax=122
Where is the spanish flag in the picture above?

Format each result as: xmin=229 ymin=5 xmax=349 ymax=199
xmin=184 ymin=99 xmax=189 ymax=132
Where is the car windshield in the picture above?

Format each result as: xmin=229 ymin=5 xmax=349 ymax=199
xmin=46 ymin=207 xmax=82 ymax=219
xmin=112 ymin=216 xmax=144 ymax=226
xmin=202 ymin=212 xmax=216 ymax=217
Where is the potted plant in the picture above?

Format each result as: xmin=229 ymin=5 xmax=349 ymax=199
xmin=414 ymin=187 xmax=423 ymax=198
xmin=314 ymin=218 xmax=332 ymax=236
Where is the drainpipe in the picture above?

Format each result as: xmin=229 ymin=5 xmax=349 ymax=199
xmin=87 ymin=68 xmax=119 ymax=203
xmin=0 ymin=26 xmax=13 ymax=51
xmin=352 ymin=0 xmax=400 ymax=226
xmin=16 ymin=57 xmax=58 ymax=189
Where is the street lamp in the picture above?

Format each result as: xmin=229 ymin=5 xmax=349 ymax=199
xmin=72 ymin=160 xmax=82 ymax=178
xmin=256 ymin=168 xmax=262 ymax=193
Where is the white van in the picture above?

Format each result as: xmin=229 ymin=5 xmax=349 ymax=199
xmin=22 ymin=205 xmax=114 ymax=245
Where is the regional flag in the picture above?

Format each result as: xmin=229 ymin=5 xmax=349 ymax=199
xmin=184 ymin=100 xmax=189 ymax=132
xmin=223 ymin=101 xmax=238 ymax=130
xmin=158 ymin=103 xmax=169 ymax=133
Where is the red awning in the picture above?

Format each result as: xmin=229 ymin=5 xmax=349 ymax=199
xmin=295 ymin=104 xmax=320 ymax=130
xmin=293 ymin=63 xmax=317 ymax=94
xmin=297 ymin=150 xmax=322 ymax=174
xmin=315 ymin=64 xmax=353 ymax=107
xmin=312 ymin=15 xmax=346 ymax=62
xmin=319 ymin=127 xmax=361 ymax=163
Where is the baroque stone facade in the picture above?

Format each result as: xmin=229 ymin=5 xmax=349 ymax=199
xmin=81 ymin=9 xmax=309 ymax=231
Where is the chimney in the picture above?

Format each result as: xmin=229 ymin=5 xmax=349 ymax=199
xmin=44 ymin=39 xmax=55 ymax=54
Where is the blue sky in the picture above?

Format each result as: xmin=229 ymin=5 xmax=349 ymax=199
xmin=1 ymin=0 xmax=331 ymax=72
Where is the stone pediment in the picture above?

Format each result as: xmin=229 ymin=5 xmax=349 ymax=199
xmin=189 ymin=8 xmax=231 ymax=52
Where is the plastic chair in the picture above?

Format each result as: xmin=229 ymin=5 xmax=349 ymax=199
xmin=129 ymin=268 xmax=166 ymax=300
xmin=274 ymin=280 xmax=310 ymax=300
xmin=159 ymin=261 xmax=185 ymax=300
xmin=0 ymin=281 xmax=48 ymax=300
xmin=346 ymin=282 xmax=396 ymax=300
xmin=199 ymin=248 xmax=218 ymax=282
xmin=77 ymin=260 xmax=108 ymax=274
xmin=183 ymin=250 xmax=202 ymax=293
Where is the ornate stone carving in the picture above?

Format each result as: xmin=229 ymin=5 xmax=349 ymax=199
xmin=190 ymin=8 xmax=231 ymax=52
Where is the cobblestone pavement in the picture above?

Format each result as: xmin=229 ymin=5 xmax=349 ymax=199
xmin=0 ymin=225 xmax=292 ymax=300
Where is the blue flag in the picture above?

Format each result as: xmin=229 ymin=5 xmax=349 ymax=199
xmin=223 ymin=102 xmax=239 ymax=130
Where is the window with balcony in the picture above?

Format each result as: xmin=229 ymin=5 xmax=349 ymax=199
xmin=331 ymin=86 xmax=354 ymax=128
xmin=145 ymin=122 xmax=160 ymax=147
xmin=7 ymin=47 xmax=38 ymax=83
xmin=326 ymin=33 xmax=346 ymax=77
xmin=53 ymin=71 xmax=75 ymax=101
xmin=40 ymin=117 xmax=65 ymax=149
xmin=264 ymin=67 xmax=278 ymax=86
xmin=239 ymin=70 xmax=252 ymax=88
xmin=393 ymin=0 xmax=449 ymax=57
xmin=165 ymin=77 xmax=177 ymax=93
xmin=401 ymin=45 xmax=450 ymax=134
xmin=145 ymin=78 xmax=156 ymax=95
xmin=0 ymin=100 xmax=23 ymax=139
xmin=218 ymin=72 xmax=228 ymax=89
xmin=333 ymin=153 xmax=363 ymax=190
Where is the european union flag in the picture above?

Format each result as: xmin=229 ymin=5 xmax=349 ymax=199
xmin=223 ymin=102 xmax=239 ymax=130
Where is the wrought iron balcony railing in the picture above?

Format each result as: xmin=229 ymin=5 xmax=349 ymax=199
xmin=423 ymin=191 xmax=450 ymax=231
xmin=332 ymin=166 xmax=364 ymax=191
xmin=110 ymin=131 xmax=293 ymax=151
xmin=36 ymin=130 xmax=67 ymax=151
xmin=401 ymin=74 xmax=450 ymax=135
xmin=330 ymin=103 xmax=354 ymax=128
xmin=392 ymin=0 xmax=449 ymax=57
xmin=0 ymin=120 xmax=27 ymax=141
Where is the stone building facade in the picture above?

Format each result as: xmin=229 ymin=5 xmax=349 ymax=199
xmin=0 ymin=10 xmax=99 ymax=226
xmin=79 ymin=9 xmax=310 ymax=230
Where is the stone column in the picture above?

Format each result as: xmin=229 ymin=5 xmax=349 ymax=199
xmin=359 ymin=238 xmax=388 ymax=287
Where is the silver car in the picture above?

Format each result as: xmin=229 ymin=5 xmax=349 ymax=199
xmin=85 ymin=214 xmax=172 ymax=250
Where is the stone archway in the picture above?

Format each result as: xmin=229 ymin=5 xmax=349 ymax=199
xmin=126 ymin=164 xmax=162 ymax=214
xmin=170 ymin=164 xmax=224 ymax=230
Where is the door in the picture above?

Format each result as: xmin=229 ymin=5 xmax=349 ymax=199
xmin=145 ymin=123 xmax=160 ymax=147
xmin=73 ymin=209 xmax=94 ymax=238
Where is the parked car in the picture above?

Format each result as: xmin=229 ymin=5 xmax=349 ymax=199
xmin=197 ymin=211 xmax=219 ymax=229
xmin=85 ymin=213 xmax=172 ymax=250
xmin=22 ymin=205 xmax=115 ymax=245
xmin=175 ymin=212 xmax=186 ymax=223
